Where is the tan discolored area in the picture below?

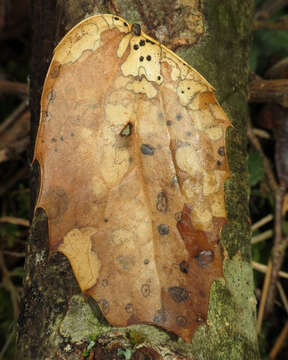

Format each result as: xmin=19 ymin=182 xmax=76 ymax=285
xmin=33 ymin=14 xmax=231 ymax=342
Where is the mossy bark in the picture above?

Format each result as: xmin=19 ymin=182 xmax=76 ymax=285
xmin=18 ymin=0 xmax=259 ymax=359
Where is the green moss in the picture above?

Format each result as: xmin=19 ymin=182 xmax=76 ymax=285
xmin=59 ymin=295 xmax=109 ymax=342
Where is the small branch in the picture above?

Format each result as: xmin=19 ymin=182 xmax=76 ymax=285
xmin=0 ymin=216 xmax=29 ymax=227
xmin=251 ymin=229 xmax=273 ymax=244
xmin=255 ymin=19 xmax=288 ymax=31
xmin=277 ymin=282 xmax=288 ymax=313
xmin=247 ymin=119 xmax=278 ymax=191
xmin=269 ymin=320 xmax=288 ymax=359
xmin=2 ymin=251 xmax=26 ymax=258
xmin=0 ymin=100 xmax=28 ymax=135
xmin=252 ymin=261 xmax=288 ymax=279
xmin=257 ymin=259 xmax=272 ymax=333
xmin=0 ymin=136 xmax=29 ymax=163
xmin=265 ymin=186 xmax=288 ymax=315
xmin=255 ymin=0 xmax=288 ymax=20
xmin=0 ymin=80 xmax=28 ymax=97
xmin=251 ymin=214 xmax=273 ymax=231
xmin=249 ymin=79 xmax=288 ymax=107
xmin=252 ymin=128 xmax=271 ymax=139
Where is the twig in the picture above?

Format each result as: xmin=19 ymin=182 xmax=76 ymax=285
xmin=252 ymin=261 xmax=288 ymax=279
xmin=2 ymin=251 xmax=26 ymax=258
xmin=0 ymin=216 xmax=29 ymax=227
xmin=265 ymin=186 xmax=287 ymax=315
xmin=277 ymin=282 xmax=288 ymax=313
xmin=248 ymin=119 xmax=278 ymax=191
xmin=249 ymin=78 xmax=288 ymax=107
xmin=255 ymin=0 xmax=288 ymax=20
xmin=257 ymin=259 xmax=272 ymax=333
xmin=0 ymin=167 xmax=28 ymax=197
xmin=251 ymin=214 xmax=273 ymax=231
xmin=0 ymin=136 xmax=29 ymax=163
xmin=255 ymin=19 xmax=288 ymax=31
xmin=251 ymin=229 xmax=273 ymax=244
xmin=252 ymin=128 xmax=271 ymax=139
xmin=0 ymin=251 xmax=20 ymax=319
xmin=269 ymin=320 xmax=288 ymax=359
xmin=0 ymin=99 xmax=28 ymax=135
xmin=0 ymin=80 xmax=28 ymax=97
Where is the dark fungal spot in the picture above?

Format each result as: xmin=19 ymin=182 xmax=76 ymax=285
xmin=141 ymin=284 xmax=150 ymax=297
xmin=157 ymin=224 xmax=169 ymax=235
xmin=167 ymin=120 xmax=172 ymax=126
xmin=176 ymin=315 xmax=187 ymax=327
xmin=120 ymin=122 xmax=132 ymax=137
xmin=146 ymin=55 xmax=151 ymax=61
xmin=176 ymin=113 xmax=182 ymax=121
xmin=125 ymin=303 xmax=134 ymax=313
xmin=174 ymin=211 xmax=182 ymax=222
xmin=218 ymin=146 xmax=225 ymax=156
xmin=140 ymin=144 xmax=155 ymax=155
xmin=114 ymin=17 xmax=119 ymax=20
xmin=168 ymin=287 xmax=189 ymax=303
xmin=187 ymin=87 xmax=190 ymax=90
xmin=124 ymin=22 xmax=128 ymax=27
xmin=179 ymin=261 xmax=189 ymax=274
xmin=144 ymin=259 xmax=149 ymax=265
xmin=181 ymin=90 xmax=184 ymax=94
xmin=139 ymin=56 xmax=144 ymax=62
xmin=131 ymin=23 xmax=141 ymax=36
xmin=156 ymin=192 xmax=168 ymax=213
xmin=139 ymin=39 xmax=145 ymax=46
xmin=99 ymin=299 xmax=109 ymax=314
xmin=41 ymin=140 xmax=45 ymax=144
xmin=153 ymin=308 xmax=167 ymax=323
xmin=195 ymin=250 xmax=214 ymax=267
xmin=157 ymin=75 xmax=161 ymax=81
xmin=102 ymin=279 xmax=108 ymax=287
xmin=217 ymin=160 xmax=221 ymax=166
xmin=70 ymin=132 xmax=75 ymax=137
xmin=51 ymin=137 xmax=57 ymax=142
xmin=133 ymin=44 xmax=139 ymax=50
xmin=104 ymin=218 xmax=109 ymax=223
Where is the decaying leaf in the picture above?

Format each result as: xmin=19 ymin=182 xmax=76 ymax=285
xmin=33 ymin=14 xmax=231 ymax=342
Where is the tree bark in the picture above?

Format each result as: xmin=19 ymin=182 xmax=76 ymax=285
xmin=18 ymin=0 xmax=259 ymax=359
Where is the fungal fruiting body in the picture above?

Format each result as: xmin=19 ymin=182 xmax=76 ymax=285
xmin=33 ymin=14 xmax=231 ymax=342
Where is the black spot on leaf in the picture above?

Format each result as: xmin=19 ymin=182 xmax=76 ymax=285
xmin=179 ymin=261 xmax=189 ymax=274
xmin=195 ymin=250 xmax=214 ymax=267
xmin=156 ymin=192 xmax=168 ymax=213
xmin=157 ymin=224 xmax=169 ymax=235
xmin=141 ymin=284 xmax=150 ymax=297
xmin=218 ymin=146 xmax=225 ymax=156
xmin=168 ymin=287 xmax=189 ymax=303
xmin=131 ymin=23 xmax=141 ymax=36
xmin=141 ymin=144 xmax=155 ymax=155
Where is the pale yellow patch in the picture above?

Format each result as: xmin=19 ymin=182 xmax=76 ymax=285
xmin=182 ymin=178 xmax=202 ymax=199
xmin=80 ymin=127 xmax=93 ymax=138
xmin=99 ymin=145 xmax=130 ymax=187
xmin=175 ymin=146 xmax=202 ymax=176
xmin=121 ymin=36 xmax=162 ymax=84
xmin=105 ymin=103 xmax=133 ymax=127
xmin=126 ymin=77 xmax=157 ymax=98
xmin=209 ymin=103 xmax=227 ymax=121
xmin=111 ymin=229 xmax=135 ymax=247
xmin=206 ymin=126 xmax=223 ymax=140
xmin=192 ymin=109 xmax=215 ymax=130
xmin=203 ymin=170 xmax=226 ymax=196
xmin=211 ymin=192 xmax=226 ymax=218
xmin=114 ymin=75 xmax=130 ymax=89
xmin=91 ymin=176 xmax=107 ymax=197
xmin=191 ymin=204 xmax=212 ymax=230
xmin=117 ymin=33 xmax=132 ymax=58
xmin=177 ymin=80 xmax=208 ymax=107
xmin=59 ymin=227 xmax=100 ymax=291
